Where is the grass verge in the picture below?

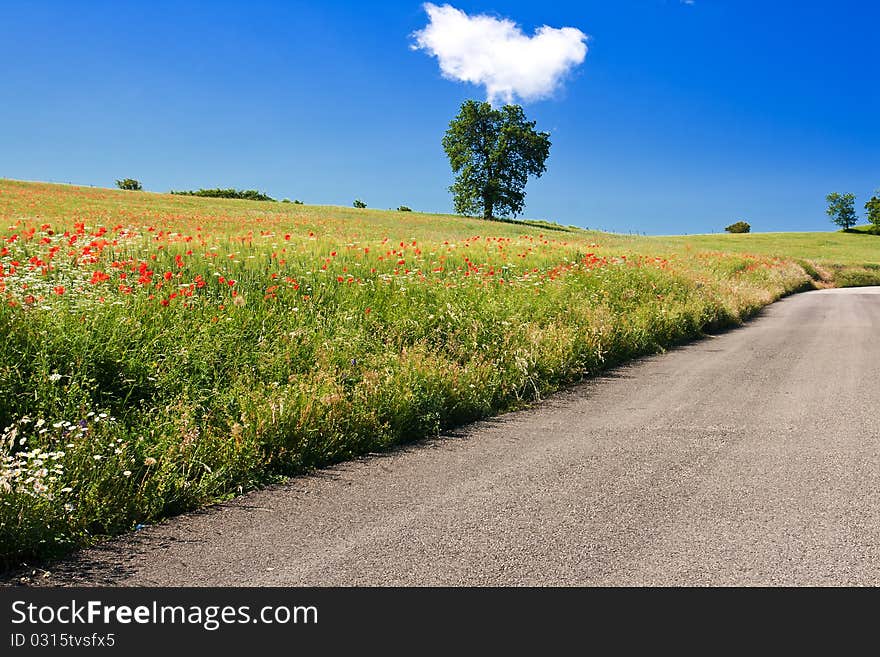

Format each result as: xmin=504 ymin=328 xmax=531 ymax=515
xmin=0 ymin=179 xmax=876 ymax=568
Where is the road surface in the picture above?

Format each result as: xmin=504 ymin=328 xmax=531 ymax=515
xmin=9 ymin=287 xmax=880 ymax=586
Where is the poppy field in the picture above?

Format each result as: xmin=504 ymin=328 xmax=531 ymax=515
xmin=0 ymin=178 xmax=851 ymax=567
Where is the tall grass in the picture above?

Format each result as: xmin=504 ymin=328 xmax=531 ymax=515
xmin=0 ymin=179 xmax=858 ymax=567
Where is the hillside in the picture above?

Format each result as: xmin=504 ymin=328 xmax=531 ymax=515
xmin=656 ymin=230 xmax=880 ymax=287
xmin=1 ymin=178 xmax=878 ymax=567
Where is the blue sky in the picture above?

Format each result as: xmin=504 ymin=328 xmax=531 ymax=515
xmin=1 ymin=0 xmax=877 ymax=234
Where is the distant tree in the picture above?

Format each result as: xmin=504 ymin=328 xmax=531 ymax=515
xmin=170 ymin=188 xmax=274 ymax=201
xmin=293 ymin=200 xmax=304 ymax=205
xmin=725 ymin=221 xmax=751 ymax=234
xmin=353 ymin=199 xmax=367 ymax=209
xmin=826 ymin=192 xmax=857 ymax=230
xmin=442 ymin=100 xmax=551 ymax=220
xmin=865 ymin=192 xmax=880 ymax=231
xmin=397 ymin=205 xmax=412 ymax=212
xmin=116 ymin=178 xmax=142 ymax=191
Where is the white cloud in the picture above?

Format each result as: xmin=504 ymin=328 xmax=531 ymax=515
xmin=411 ymin=3 xmax=588 ymax=105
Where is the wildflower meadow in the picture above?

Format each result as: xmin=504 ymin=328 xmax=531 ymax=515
xmin=1 ymin=178 xmax=873 ymax=567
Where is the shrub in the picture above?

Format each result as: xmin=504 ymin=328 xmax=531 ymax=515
xmin=353 ymin=199 xmax=367 ymax=209
xmin=170 ymin=189 xmax=275 ymax=202
xmin=116 ymin=178 xmax=142 ymax=191
xmin=725 ymin=221 xmax=751 ymax=234
xmin=398 ymin=206 xmax=412 ymax=212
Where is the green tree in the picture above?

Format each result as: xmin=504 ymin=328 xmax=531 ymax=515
xmin=442 ymin=100 xmax=551 ymax=220
xmin=353 ymin=199 xmax=367 ymax=209
xmin=116 ymin=178 xmax=142 ymax=191
xmin=725 ymin=221 xmax=751 ymax=233
xmin=826 ymin=192 xmax=857 ymax=230
xmin=865 ymin=192 xmax=880 ymax=231
xmin=169 ymin=188 xmax=274 ymax=201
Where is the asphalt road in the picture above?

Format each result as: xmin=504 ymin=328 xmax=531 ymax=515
xmin=10 ymin=287 xmax=880 ymax=586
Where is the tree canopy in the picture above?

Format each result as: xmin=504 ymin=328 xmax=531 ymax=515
xmin=116 ymin=178 xmax=142 ymax=191
xmin=826 ymin=192 xmax=858 ymax=230
xmin=442 ymin=100 xmax=551 ymax=220
xmin=170 ymin=188 xmax=274 ymax=202
xmin=865 ymin=193 xmax=880 ymax=230
xmin=725 ymin=221 xmax=751 ymax=233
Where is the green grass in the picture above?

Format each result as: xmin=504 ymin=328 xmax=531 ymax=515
xmin=650 ymin=229 xmax=880 ymax=288
xmin=1 ymin=178 xmax=877 ymax=568
xmin=653 ymin=229 xmax=880 ymax=267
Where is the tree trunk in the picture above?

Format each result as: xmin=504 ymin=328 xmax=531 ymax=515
xmin=482 ymin=194 xmax=494 ymax=220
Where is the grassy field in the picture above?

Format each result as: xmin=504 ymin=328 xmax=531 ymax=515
xmin=655 ymin=230 xmax=880 ymax=287
xmin=1 ymin=178 xmax=878 ymax=567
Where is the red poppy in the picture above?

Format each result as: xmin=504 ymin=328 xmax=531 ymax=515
xmin=90 ymin=271 xmax=110 ymax=285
